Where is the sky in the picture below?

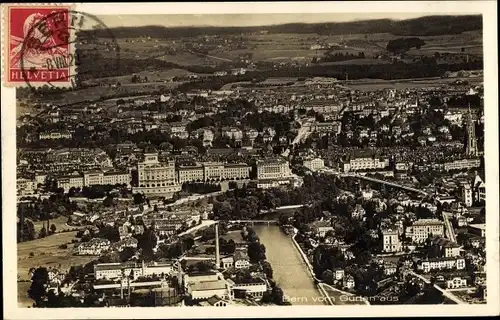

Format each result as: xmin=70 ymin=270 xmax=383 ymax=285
xmin=97 ymin=13 xmax=461 ymax=28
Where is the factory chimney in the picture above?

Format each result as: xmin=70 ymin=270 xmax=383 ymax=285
xmin=215 ymin=222 xmax=220 ymax=269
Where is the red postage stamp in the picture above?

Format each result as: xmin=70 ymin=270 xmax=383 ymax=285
xmin=4 ymin=4 xmax=74 ymax=87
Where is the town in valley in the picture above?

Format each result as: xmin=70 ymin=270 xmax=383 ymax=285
xmin=15 ymin=13 xmax=488 ymax=307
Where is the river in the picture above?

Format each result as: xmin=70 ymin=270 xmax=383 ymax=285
xmin=254 ymin=225 xmax=326 ymax=305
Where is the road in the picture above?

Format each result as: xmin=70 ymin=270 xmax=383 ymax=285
xmin=442 ymin=211 xmax=457 ymax=242
xmin=341 ymin=173 xmax=429 ymax=195
xmin=408 ymin=271 xmax=466 ymax=304
xmin=178 ymin=219 xmax=217 ymax=237
xmin=282 ymin=120 xmax=312 ymax=157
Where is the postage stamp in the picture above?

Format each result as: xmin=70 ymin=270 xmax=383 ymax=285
xmin=1 ymin=1 xmax=499 ymax=320
xmin=4 ymin=4 xmax=75 ymax=87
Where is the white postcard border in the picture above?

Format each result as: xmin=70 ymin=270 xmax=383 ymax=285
xmin=2 ymin=1 xmax=499 ymax=319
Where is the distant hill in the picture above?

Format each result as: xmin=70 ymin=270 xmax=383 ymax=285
xmin=91 ymin=15 xmax=482 ymax=38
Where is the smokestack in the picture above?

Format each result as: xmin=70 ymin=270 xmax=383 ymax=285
xmin=120 ymin=279 xmax=124 ymax=299
xmin=215 ymin=223 xmax=220 ymax=269
xmin=177 ymin=260 xmax=182 ymax=289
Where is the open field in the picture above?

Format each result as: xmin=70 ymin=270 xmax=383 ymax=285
xmin=31 ymin=216 xmax=80 ymax=234
xmin=85 ymin=68 xmax=204 ymax=86
xmin=222 ymin=230 xmax=244 ymax=242
xmin=18 ymin=232 xmax=97 ymax=281
xmin=346 ymin=76 xmax=483 ymax=91
xmin=157 ymin=52 xmax=224 ymax=67
xmin=317 ymin=58 xmax=390 ymax=66
xmin=34 ymin=81 xmax=184 ymax=106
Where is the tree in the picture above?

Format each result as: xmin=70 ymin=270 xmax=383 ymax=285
xmin=39 ymin=226 xmax=48 ymax=239
xmin=99 ymin=226 xmax=120 ymax=242
xmin=120 ymin=247 xmax=136 ymax=262
xmin=28 ymin=267 xmax=49 ymax=306
xmin=261 ymin=261 xmax=273 ymax=279
xmin=50 ymin=224 xmax=57 ymax=235
xmin=136 ymin=229 xmax=157 ymax=260
xmin=18 ymin=219 xmax=36 ymax=242
xmin=248 ymin=242 xmax=266 ymax=263
xmin=133 ymin=193 xmax=146 ymax=205
xmin=103 ymin=195 xmax=115 ymax=207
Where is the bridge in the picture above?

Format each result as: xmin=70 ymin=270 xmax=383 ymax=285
xmin=342 ymin=173 xmax=429 ymax=196
xmin=408 ymin=271 xmax=466 ymax=304
xmin=228 ymin=220 xmax=278 ymax=226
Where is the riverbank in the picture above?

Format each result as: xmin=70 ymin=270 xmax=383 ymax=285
xmin=254 ymin=225 xmax=326 ymax=305
xmin=291 ymin=230 xmax=370 ymax=306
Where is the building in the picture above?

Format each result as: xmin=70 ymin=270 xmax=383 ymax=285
xmin=342 ymin=157 xmax=389 ymax=173
xmin=134 ymin=152 xmax=181 ymax=197
xmin=344 ymin=275 xmax=355 ymax=289
xmin=472 ymin=175 xmax=486 ymax=203
xmin=468 ymin=224 xmax=486 ymax=237
xmin=57 ymin=171 xmax=84 ymax=192
xmin=256 ymin=158 xmax=292 ymax=180
xmin=432 ymin=237 xmax=461 ymax=258
xmin=221 ymin=256 xmax=234 ymax=269
xmin=233 ymin=250 xmax=250 ymax=269
xmin=443 ymin=158 xmax=481 ymax=171
xmin=223 ymin=127 xmax=243 ymax=141
xmin=464 ymin=107 xmax=478 ymax=156
xmin=312 ymin=121 xmax=342 ymax=135
xmin=183 ymin=272 xmax=234 ymax=301
xmin=231 ymin=280 xmax=267 ymax=300
xmin=381 ymin=229 xmax=402 ymax=253
xmin=405 ymin=219 xmax=444 ymax=243
xmin=418 ymin=257 xmax=466 ymax=273
xmin=17 ymin=177 xmax=36 ymax=196
xmin=446 ymin=277 xmax=468 ymax=289
xmin=177 ymin=164 xmax=205 ymax=184
xmin=39 ymin=131 xmax=72 ymax=140
xmin=76 ymin=238 xmax=110 ymax=255
xmin=383 ymin=263 xmax=397 ymax=276
xmin=83 ymin=170 xmax=131 ymax=187
xmin=199 ymin=296 xmax=229 ymax=306
xmin=333 ymin=269 xmax=345 ymax=281
xmin=94 ymin=261 xmax=173 ymax=280
xmin=303 ymin=157 xmax=325 ymax=171
xmin=459 ymin=182 xmax=473 ymax=207
xmin=309 ymin=220 xmax=333 ymax=237
xmin=220 ymin=163 xmax=251 ymax=181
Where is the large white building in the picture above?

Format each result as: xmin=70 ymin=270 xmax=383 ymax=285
xmin=256 ymin=158 xmax=292 ymax=180
xmin=134 ymin=152 xmax=181 ymax=197
xmin=17 ymin=177 xmax=36 ymax=196
xmin=83 ymin=170 xmax=131 ymax=187
xmin=443 ymin=158 xmax=481 ymax=171
xmin=418 ymin=257 xmax=466 ymax=273
xmin=57 ymin=171 xmax=84 ymax=192
xmin=405 ymin=219 xmax=444 ymax=243
xmin=94 ymin=261 xmax=174 ymax=280
xmin=177 ymin=163 xmax=251 ymax=184
xmin=303 ymin=157 xmax=325 ymax=172
xmin=342 ymin=157 xmax=389 ymax=173
xmin=39 ymin=131 xmax=72 ymax=140
xmin=459 ymin=182 xmax=473 ymax=207
xmin=381 ymin=228 xmax=402 ymax=253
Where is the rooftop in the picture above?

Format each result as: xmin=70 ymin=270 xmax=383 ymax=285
xmin=190 ymin=280 xmax=228 ymax=291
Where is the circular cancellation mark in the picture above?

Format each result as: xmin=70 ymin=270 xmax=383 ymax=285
xmin=20 ymin=9 xmax=120 ymax=92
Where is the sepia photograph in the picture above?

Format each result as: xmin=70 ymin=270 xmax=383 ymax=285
xmin=2 ymin=1 xmax=498 ymax=319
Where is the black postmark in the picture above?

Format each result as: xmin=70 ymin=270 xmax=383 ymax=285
xmin=20 ymin=10 xmax=120 ymax=93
